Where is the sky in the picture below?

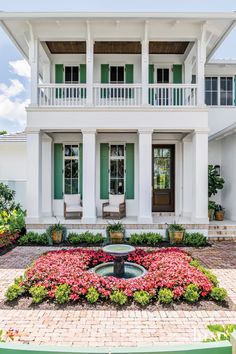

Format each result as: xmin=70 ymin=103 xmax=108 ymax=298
xmin=0 ymin=0 xmax=236 ymax=133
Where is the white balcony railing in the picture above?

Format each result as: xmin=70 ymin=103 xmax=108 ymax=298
xmin=37 ymin=83 xmax=198 ymax=107
xmin=148 ymin=84 xmax=198 ymax=107
xmin=38 ymin=84 xmax=87 ymax=107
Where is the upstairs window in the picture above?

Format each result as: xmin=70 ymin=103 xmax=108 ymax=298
xmin=110 ymin=66 xmax=125 ymax=84
xmin=109 ymin=144 xmax=125 ymax=195
xmin=65 ymin=66 xmax=79 ymax=84
xmin=205 ymin=76 xmax=233 ymax=106
xmin=64 ymin=144 xmax=79 ymax=194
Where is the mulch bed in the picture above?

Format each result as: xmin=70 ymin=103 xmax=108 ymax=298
xmin=0 ymin=296 xmax=234 ymax=311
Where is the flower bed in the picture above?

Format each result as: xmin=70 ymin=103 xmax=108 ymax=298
xmin=6 ymin=248 xmax=227 ymax=306
xmin=0 ymin=232 xmax=20 ymax=254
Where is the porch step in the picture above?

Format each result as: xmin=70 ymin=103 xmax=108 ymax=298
xmin=208 ymin=230 xmax=236 ymax=236
xmin=208 ymin=235 xmax=236 ymax=241
xmin=208 ymin=225 xmax=236 ymax=230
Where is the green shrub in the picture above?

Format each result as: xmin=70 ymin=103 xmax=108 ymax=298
xmin=86 ymin=287 xmax=99 ymax=303
xmin=55 ymin=284 xmax=71 ymax=305
xmin=0 ymin=182 xmax=18 ymax=212
xmin=158 ymin=288 xmax=174 ymax=304
xmin=204 ymin=324 xmax=236 ymax=342
xmin=29 ymin=285 xmax=48 ymax=304
xmin=133 ymin=290 xmax=151 ymax=306
xmin=67 ymin=231 xmax=104 ymax=245
xmin=210 ymin=287 xmax=227 ymax=302
xmin=129 ymin=232 xmax=163 ymax=246
xmin=184 ymin=284 xmax=200 ymax=303
xmin=18 ymin=232 xmax=49 ymax=246
xmin=190 ymin=260 xmax=219 ymax=287
xmin=110 ymin=290 xmax=128 ymax=306
xmin=0 ymin=208 xmax=25 ymax=234
xmin=184 ymin=232 xmax=207 ymax=247
xmin=5 ymin=284 xmax=25 ymax=301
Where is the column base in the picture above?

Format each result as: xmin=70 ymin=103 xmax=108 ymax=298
xmin=82 ymin=216 xmax=97 ymax=224
xmin=137 ymin=216 xmax=153 ymax=224
xmin=191 ymin=216 xmax=209 ymax=224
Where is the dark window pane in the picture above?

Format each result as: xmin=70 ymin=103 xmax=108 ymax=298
xmin=227 ymin=78 xmax=232 ymax=90
xmin=220 ymin=78 xmax=226 ymax=91
xmin=157 ymin=69 xmax=163 ymax=83
xmin=65 ymin=67 xmax=71 ymax=82
xmin=110 ymin=67 xmax=116 ymax=82
xmin=72 ymin=67 xmax=79 ymax=83
xmin=118 ymin=67 xmax=124 ymax=83
xmin=212 ymin=92 xmax=218 ymax=105
xmin=65 ymin=179 xmax=71 ymax=194
xmin=110 ymin=145 xmax=117 ymax=157
xmin=118 ymin=145 xmax=124 ymax=156
xmin=212 ymin=77 xmax=218 ymax=90
xmin=72 ymin=160 xmax=78 ymax=178
xmin=227 ymin=93 xmax=233 ymax=105
xmin=110 ymin=179 xmax=117 ymax=194
xmin=205 ymin=78 xmax=211 ymax=91
xmin=72 ymin=179 xmax=78 ymax=194
xmin=205 ymin=92 xmax=210 ymax=105
xmin=118 ymin=160 xmax=124 ymax=178
xmin=65 ymin=145 xmax=71 ymax=157
xmin=117 ymin=179 xmax=124 ymax=194
xmin=110 ymin=160 xmax=118 ymax=178
xmin=65 ymin=160 xmax=71 ymax=178
xmin=71 ymin=145 xmax=78 ymax=156
xmin=163 ymin=69 xmax=169 ymax=83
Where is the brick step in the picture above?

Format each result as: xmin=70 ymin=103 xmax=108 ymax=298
xmin=208 ymin=225 xmax=236 ymax=230
xmin=208 ymin=230 xmax=236 ymax=236
xmin=208 ymin=235 xmax=236 ymax=241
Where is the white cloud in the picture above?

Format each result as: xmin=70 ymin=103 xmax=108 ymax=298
xmin=9 ymin=59 xmax=30 ymax=80
xmin=0 ymin=79 xmax=29 ymax=130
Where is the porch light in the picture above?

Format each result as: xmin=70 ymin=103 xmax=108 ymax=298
xmin=214 ymin=165 xmax=221 ymax=176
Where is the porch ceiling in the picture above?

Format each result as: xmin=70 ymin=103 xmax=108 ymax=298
xmin=46 ymin=41 xmax=86 ymax=54
xmin=149 ymin=41 xmax=190 ymax=54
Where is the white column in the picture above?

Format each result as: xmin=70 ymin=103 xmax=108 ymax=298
xmin=138 ymin=129 xmax=153 ymax=223
xmin=82 ymin=129 xmax=96 ymax=223
xmin=192 ymin=131 xmax=208 ymax=223
xmin=26 ymin=130 xmax=42 ymax=221
xmin=184 ymin=62 xmax=192 ymax=84
xmin=141 ymin=39 xmax=149 ymax=106
xmin=86 ymin=36 xmax=93 ymax=106
xmin=29 ymin=38 xmax=39 ymax=105
xmin=182 ymin=135 xmax=192 ymax=218
xmin=41 ymin=134 xmax=52 ymax=217
xmin=196 ymin=38 xmax=206 ymax=106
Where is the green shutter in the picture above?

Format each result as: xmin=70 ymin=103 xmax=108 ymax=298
xmin=55 ymin=64 xmax=64 ymax=99
xmin=79 ymin=143 xmax=83 ymax=199
xmin=80 ymin=64 xmax=86 ymax=99
xmin=125 ymin=64 xmax=134 ymax=98
xmin=100 ymin=143 xmax=109 ymax=199
xmin=173 ymin=64 xmax=182 ymax=105
xmin=149 ymin=64 xmax=154 ymax=105
xmin=126 ymin=143 xmax=135 ymax=199
xmin=101 ymin=64 xmax=109 ymax=98
xmin=54 ymin=144 xmax=63 ymax=199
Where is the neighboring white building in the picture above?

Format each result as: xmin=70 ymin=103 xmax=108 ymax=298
xmin=1 ymin=11 xmax=236 ymax=231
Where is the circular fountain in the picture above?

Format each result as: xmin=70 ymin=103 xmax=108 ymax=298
xmin=92 ymin=244 xmax=147 ymax=279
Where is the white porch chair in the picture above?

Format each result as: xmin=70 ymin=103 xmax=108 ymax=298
xmin=102 ymin=194 xmax=126 ymax=219
xmin=64 ymin=194 xmax=83 ymax=219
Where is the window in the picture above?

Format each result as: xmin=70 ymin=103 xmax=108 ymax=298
xmin=220 ymin=77 xmax=233 ymax=106
xmin=156 ymin=68 xmax=169 ymax=105
xmin=205 ymin=77 xmax=218 ymax=105
xmin=109 ymin=144 xmax=125 ymax=195
xmin=64 ymin=145 xmax=79 ymax=194
xmin=65 ymin=66 xmax=79 ymax=84
xmin=110 ymin=66 xmax=124 ymax=84
xmin=156 ymin=68 xmax=169 ymax=83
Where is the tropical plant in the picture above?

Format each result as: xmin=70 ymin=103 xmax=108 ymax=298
xmin=0 ymin=208 xmax=26 ymax=234
xmin=208 ymin=165 xmax=225 ymax=198
xmin=106 ymin=221 xmax=125 ymax=233
xmin=168 ymin=223 xmax=185 ymax=232
xmin=204 ymin=324 xmax=236 ymax=342
xmin=46 ymin=222 xmax=66 ymax=243
xmin=0 ymin=183 xmax=19 ymax=212
xmin=183 ymin=232 xmax=207 ymax=247
xmin=215 ymin=204 xmax=225 ymax=212
xmin=208 ymin=201 xmax=217 ymax=211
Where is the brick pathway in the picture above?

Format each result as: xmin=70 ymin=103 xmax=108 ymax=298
xmin=0 ymin=243 xmax=236 ymax=347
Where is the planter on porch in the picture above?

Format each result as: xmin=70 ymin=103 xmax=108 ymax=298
xmin=47 ymin=222 xmax=66 ymax=245
xmin=215 ymin=204 xmax=225 ymax=221
xmin=168 ymin=224 xmax=185 ymax=245
xmin=106 ymin=222 xmax=125 ymax=244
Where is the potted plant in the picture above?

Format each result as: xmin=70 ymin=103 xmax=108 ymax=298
xmin=168 ymin=223 xmax=185 ymax=244
xmin=106 ymin=221 xmax=125 ymax=244
xmin=47 ymin=222 xmax=66 ymax=244
xmin=208 ymin=201 xmax=217 ymax=221
xmin=215 ymin=204 xmax=225 ymax=221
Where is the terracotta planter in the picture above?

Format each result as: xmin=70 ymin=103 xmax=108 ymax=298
xmin=169 ymin=230 xmax=184 ymax=245
xmin=109 ymin=231 xmax=124 ymax=244
xmin=52 ymin=230 xmax=63 ymax=244
xmin=215 ymin=211 xmax=224 ymax=221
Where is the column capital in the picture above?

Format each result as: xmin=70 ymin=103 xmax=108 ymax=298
xmin=138 ymin=128 xmax=153 ymax=135
xmin=193 ymin=129 xmax=209 ymax=135
xmin=81 ymin=128 xmax=97 ymax=134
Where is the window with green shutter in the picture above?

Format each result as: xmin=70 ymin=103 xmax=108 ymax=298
xmin=125 ymin=64 xmax=134 ymax=98
xmin=173 ymin=64 xmax=182 ymax=105
xmin=55 ymin=64 xmax=64 ymax=98
xmin=125 ymin=143 xmax=135 ymax=199
xmin=100 ymin=143 xmax=109 ymax=199
xmin=54 ymin=144 xmax=63 ymax=199
xmin=101 ymin=64 xmax=109 ymax=98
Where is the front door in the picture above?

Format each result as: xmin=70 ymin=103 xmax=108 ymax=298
xmin=152 ymin=145 xmax=175 ymax=212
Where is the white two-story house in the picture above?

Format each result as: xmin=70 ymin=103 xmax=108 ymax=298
xmin=1 ymin=11 xmax=236 ymax=232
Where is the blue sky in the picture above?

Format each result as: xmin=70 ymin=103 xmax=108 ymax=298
xmin=0 ymin=0 xmax=236 ymax=132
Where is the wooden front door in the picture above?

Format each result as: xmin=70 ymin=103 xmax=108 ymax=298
xmin=152 ymin=145 xmax=175 ymax=212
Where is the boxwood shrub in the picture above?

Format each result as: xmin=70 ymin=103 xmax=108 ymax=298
xmin=67 ymin=231 xmax=104 ymax=245
xmin=129 ymin=232 xmax=163 ymax=246
xmin=18 ymin=232 xmax=49 ymax=246
xmin=183 ymin=232 xmax=207 ymax=247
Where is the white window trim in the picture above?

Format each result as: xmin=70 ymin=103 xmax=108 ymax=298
xmin=63 ymin=143 xmax=80 ymax=195
xmin=205 ymin=75 xmax=234 ymax=106
xmin=108 ymin=143 xmax=126 ymax=195
xmin=153 ymin=64 xmax=173 ymax=83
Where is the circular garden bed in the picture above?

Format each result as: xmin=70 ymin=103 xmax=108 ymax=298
xmin=5 ymin=247 xmax=228 ymax=308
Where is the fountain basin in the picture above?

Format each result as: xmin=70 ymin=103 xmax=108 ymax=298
xmin=103 ymin=244 xmax=135 ymax=257
xmin=92 ymin=261 xmax=147 ymax=279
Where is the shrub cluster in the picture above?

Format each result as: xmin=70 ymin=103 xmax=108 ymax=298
xmin=0 ymin=232 xmax=20 ymax=251
xmin=129 ymin=232 xmax=163 ymax=246
xmin=18 ymin=232 xmax=49 ymax=246
xmin=67 ymin=232 xmax=104 ymax=245
xmin=5 ymin=247 xmax=226 ymax=306
xmin=183 ymin=232 xmax=207 ymax=247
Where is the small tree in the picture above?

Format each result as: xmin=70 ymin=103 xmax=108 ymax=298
xmin=0 ymin=183 xmax=17 ymax=212
xmin=208 ymin=165 xmax=224 ymax=198
xmin=0 ymin=131 xmax=7 ymax=135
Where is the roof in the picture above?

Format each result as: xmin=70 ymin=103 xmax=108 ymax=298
xmin=0 ymin=132 xmax=26 ymax=143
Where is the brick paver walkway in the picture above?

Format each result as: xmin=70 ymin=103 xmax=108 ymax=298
xmin=0 ymin=243 xmax=236 ymax=347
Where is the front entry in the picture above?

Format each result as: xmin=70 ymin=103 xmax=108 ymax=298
xmin=152 ymin=145 xmax=175 ymax=212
